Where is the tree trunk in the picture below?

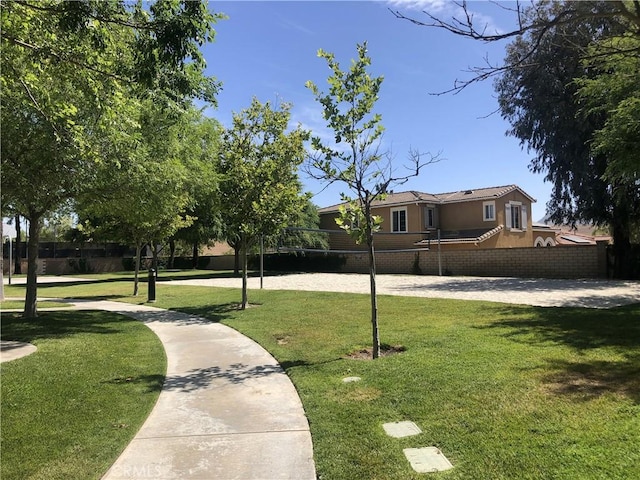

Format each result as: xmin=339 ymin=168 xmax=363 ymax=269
xmin=241 ymin=237 xmax=248 ymax=310
xmin=168 ymin=239 xmax=176 ymax=269
xmin=14 ymin=214 xmax=22 ymax=274
xmin=234 ymin=243 xmax=240 ymax=276
xmin=133 ymin=242 xmax=141 ymax=296
xmin=192 ymin=241 xmax=199 ymax=269
xmin=611 ymin=192 xmax=633 ymax=279
xmin=152 ymin=241 xmax=159 ymax=276
xmin=24 ymin=214 xmax=42 ymax=318
xmin=0 ymin=222 xmax=4 ymax=302
xmin=367 ymin=234 xmax=380 ymax=359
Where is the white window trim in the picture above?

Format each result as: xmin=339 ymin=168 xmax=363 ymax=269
xmin=505 ymin=201 xmax=528 ymax=231
xmin=483 ymin=201 xmax=496 ymax=222
xmin=391 ymin=207 xmax=408 ymax=233
xmin=425 ymin=206 xmax=436 ymax=229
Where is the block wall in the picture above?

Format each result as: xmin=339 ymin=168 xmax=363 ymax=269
xmin=335 ymin=244 xmax=607 ymax=279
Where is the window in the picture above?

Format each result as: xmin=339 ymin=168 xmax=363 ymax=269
xmin=483 ymin=201 xmax=495 ymax=221
xmin=391 ymin=207 xmax=407 ymax=233
xmin=425 ymin=206 xmax=436 ymax=228
xmin=505 ymin=202 xmax=528 ymax=231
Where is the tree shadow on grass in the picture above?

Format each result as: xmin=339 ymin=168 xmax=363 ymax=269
xmin=164 ymin=303 xmax=240 ymax=324
xmin=481 ymin=304 xmax=640 ymax=403
xmin=540 ymin=356 xmax=640 ymax=404
xmin=103 ymin=374 xmax=165 ymax=393
xmin=0 ymin=311 xmax=126 ymax=343
xmin=483 ymin=304 xmax=640 ymax=351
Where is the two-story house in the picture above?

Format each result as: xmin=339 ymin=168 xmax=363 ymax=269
xmin=318 ymin=185 xmax=537 ymax=251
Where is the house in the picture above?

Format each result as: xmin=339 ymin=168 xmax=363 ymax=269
xmin=317 ymin=184 xmax=538 ymax=251
xmin=532 ymin=221 xmax=612 ymax=247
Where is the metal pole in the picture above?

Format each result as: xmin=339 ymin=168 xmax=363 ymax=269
xmin=260 ymin=235 xmax=264 ymax=289
xmin=8 ymin=236 xmax=12 ymax=285
xmin=147 ymin=268 xmax=156 ymax=302
xmin=437 ymin=229 xmax=442 ymax=276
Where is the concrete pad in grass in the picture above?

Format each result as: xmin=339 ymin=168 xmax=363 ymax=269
xmin=403 ymin=447 xmax=453 ymax=473
xmin=382 ymin=421 xmax=422 ymax=438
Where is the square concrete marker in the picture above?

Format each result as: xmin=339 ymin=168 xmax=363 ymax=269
xmin=382 ymin=421 xmax=422 ymax=438
xmin=342 ymin=376 xmax=361 ymax=383
xmin=403 ymin=447 xmax=453 ymax=473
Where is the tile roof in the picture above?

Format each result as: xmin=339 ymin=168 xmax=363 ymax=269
xmin=318 ymin=185 xmax=535 ymax=213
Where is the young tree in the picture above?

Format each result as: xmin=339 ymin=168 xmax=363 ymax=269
xmin=219 ymin=98 xmax=309 ymax=309
xmin=306 ymin=42 xmax=438 ymax=359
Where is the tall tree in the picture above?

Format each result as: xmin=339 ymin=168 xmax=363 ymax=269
xmin=392 ymin=1 xmax=640 ymax=278
xmin=1 ymin=0 xmax=223 ymax=316
xmin=391 ymin=0 xmax=640 ymax=94
xmin=494 ymin=1 xmax=638 ymax=278
xmin=169 ymin=114 xmax=224 ymax=269
xmin=79 ymin=101 xmax=200 ymax=295
xmin=576 ymin=34 xmax=640 ymax=185
xmin=219 ymin=98 xmax=309 ymax=309
xmin=306 ymin=42 xmax=437 ymax=359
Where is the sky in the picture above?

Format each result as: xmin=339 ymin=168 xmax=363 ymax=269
xmin=2 ymin=1 xmax=554 ymax=238
xmin=202 ymin=0 xmax=553 ymax=221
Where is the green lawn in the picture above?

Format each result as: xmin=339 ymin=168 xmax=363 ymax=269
xmin=4 ymin=273 xmax=640 ymax=479
xmin=1 ymin=310 xmax=165 ymax=480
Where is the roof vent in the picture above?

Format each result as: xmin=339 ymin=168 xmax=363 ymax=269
xmin=464 ymin=190 xmax=473 ymax=195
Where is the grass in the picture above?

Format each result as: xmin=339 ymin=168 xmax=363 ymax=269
xmin=5 ymin=272 xmax=640 ymax=479
xmin=0 ymin=310 xmax=165 ymax=480
xmin=1 ymin=300 xmax=73 ymax=310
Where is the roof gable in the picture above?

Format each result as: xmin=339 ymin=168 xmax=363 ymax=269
xmin=318 ymin=184 xmax=536 ymax=213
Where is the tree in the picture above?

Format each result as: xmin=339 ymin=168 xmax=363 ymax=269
xmin=276 ymin=195 xmax=329 ymax=252
xmin=391 ymin=0 xmax=640 ymax=94
xmin=493 ymin=1 xmax=639 ymax=278
xmin=219 ymin=98 xmax=309 ymax=310
xmin=576 ymin=34 xmax=640 ymax=184
xmin=305 ymin=42 xmax=438 ymax=359
xmin=393 ymin=1 xmax=640 ymax=278
xmin=79 ymin=101 xmax=199 ymax=296
xmin=169 ymin=114 xmax=224 ymax=269
xmin=1 ymin=0 xmax=223 ymax=316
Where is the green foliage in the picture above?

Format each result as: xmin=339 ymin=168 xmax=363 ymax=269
xmin=306 ymin=42 xmax=436 ymax=358
xmin=220 ymin=98 xmax=309 ymax=244
xmin=276 ymin=196 xmax=329 ymax=251
xmin=335 ymin=200 xmax=383 ymax=245
xmin=576 ymin=34 xmax=640 ymax=184
xmin=1 ymin=0 xmax=223 ymax=315
xmin=219 ymin=97 xmax=309 ymax=307
xmin=495 ymin=0 xmax=639 ymax=277
xmin=305 ymin=43 xmax=387 ymax=205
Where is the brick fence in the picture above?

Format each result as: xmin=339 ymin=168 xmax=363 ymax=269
xmin=336 ymin=242 xmax=609 ymax=278
xmin=3 ymin=244 xmax=608 ymax=279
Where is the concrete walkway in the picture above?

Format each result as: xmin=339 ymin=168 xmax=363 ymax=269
xmin=57 ymin=300 xmax=315 ymax=480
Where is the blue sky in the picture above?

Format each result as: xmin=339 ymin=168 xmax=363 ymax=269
xmin=203 ymin=0 xmax=552 ymax=221
xmin=2 ymin=1 xmax=553 ymax=238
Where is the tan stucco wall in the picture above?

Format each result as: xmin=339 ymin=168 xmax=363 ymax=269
xmin=319 ymin=190 xmax=536 ymax=250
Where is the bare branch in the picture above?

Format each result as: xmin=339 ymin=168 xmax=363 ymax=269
xmin=391 ymin=0 xmax=640 ymax=95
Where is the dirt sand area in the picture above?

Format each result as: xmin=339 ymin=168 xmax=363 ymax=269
xmin=165 ymin=273 xmax=640 ymax=309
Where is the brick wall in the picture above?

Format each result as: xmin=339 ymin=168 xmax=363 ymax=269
xmin=335 ymin=243 xmax=608 ymax=279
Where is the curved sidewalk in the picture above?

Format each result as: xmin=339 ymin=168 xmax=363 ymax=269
xmin=70 ymin=300 xmax=315 ymax=480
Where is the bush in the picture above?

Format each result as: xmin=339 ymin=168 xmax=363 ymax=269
xmin=248 ymin=253 xmax=346 ymax=272
xmin=67 ymin=258 xmax=94 ymax=274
